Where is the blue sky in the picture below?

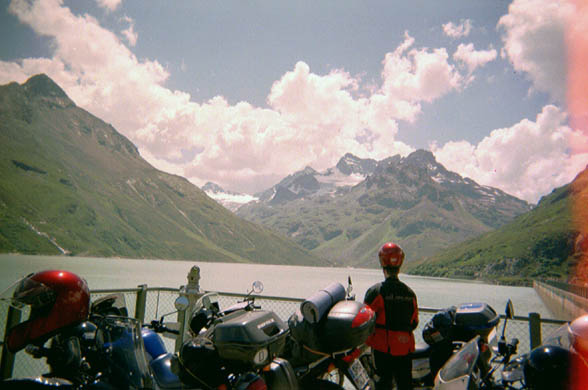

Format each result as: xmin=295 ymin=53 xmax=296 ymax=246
xmin=1 ymin=0 xmax=587 ymax=203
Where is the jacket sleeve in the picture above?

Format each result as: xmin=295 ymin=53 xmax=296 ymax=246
xmin=410 ymin=293 xmax=419 ymax=330
xmin=363 ymin=284 xmax=379 ymax=306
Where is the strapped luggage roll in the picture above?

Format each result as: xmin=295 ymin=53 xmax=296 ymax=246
xmin=300 ymin=282 xmax=346 ymax=324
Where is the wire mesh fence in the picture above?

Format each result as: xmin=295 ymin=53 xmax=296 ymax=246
xmin=1 ymin=287 xmax=567 ymax=381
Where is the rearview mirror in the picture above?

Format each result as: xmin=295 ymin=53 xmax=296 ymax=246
xmin=505 ymin=299 xmax=514 ymax=319
xmin=174 ymin=296 xmax=190 ymax=311
xmin=252 ymin=281 xmax=264 ymax=294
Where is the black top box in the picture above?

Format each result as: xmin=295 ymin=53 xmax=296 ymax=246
xmin=289 ymin=300 xmax=375 ymax=354
xmin=453 ymin=302 xmax=499 ymax=342
xmin=213 ymin=310 xmax=289 ymax=368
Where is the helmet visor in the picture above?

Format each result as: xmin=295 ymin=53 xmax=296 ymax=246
xmin=0 ymin=274 xmax=56 ymax=311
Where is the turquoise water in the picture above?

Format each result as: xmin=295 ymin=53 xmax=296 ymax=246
xmin=0 ymin=254 xmax=552 ymax=318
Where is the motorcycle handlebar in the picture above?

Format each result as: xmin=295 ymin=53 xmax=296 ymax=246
xmin=145 ymin=320 xmax=180 ymax=335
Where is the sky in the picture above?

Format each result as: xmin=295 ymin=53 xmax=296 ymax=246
xmin=1 ymin=0 xmax=588 ymax=204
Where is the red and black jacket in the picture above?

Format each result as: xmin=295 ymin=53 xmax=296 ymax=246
xmin=363 ymin=275 xmax=419 ymax=356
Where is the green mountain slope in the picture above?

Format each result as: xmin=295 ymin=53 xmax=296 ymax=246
xmin=405 ymin=167 xmax=588 ymax=285
xmin=0 ymin=74 xmax=321 ymax=266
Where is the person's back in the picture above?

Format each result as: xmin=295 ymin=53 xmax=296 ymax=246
xmin=364 ymin=242 xmax=418 ymax=390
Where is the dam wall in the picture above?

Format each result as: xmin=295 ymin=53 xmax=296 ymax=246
xmin=534 ymin=280 xmax=588 ymax=321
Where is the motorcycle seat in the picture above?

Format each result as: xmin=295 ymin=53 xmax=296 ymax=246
xmin=150 ymin=352 xmax=183 ymax=389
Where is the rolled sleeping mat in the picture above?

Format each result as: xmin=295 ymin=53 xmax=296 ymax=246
xmin=300 ymin=282 xmax=346 ymax=324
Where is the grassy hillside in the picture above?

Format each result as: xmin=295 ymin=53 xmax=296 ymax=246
xmin=405 ymin=176 xmax=585 ymax=286
xmin=0 ymin=75 xmax=322 ymax=266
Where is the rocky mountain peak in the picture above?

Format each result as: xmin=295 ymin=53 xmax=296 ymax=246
xmin=336 ymin=153 xmax=377 ymax=176
xmin=202 ymin=182 xmax=224 ymax=193
xmin=403 ymin=150 xmax=438 ymax=169
xmin=22 ymin=74 xmax=75 ymax=108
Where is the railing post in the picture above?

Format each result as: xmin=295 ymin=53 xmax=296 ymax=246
xmin=175 ymin=266 xmax=203 ymax=352
xmin=135 ymin=284 xmax=148 ymax=324
xmin=529 ymin=312 xmax=542 ymax=350
xmin=0 ymin=306 xmax=22 ymax=379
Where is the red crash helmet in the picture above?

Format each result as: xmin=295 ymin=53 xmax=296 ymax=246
xmin=378 ymin=242 xmax=405 ymax=268
xmin=1 ymin=270 xmax=90 ymax=352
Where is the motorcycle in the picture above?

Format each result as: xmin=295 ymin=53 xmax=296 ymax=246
xmin=358 ymin=301 xmax=500 ymax=390
xmin=177 ymin=278 xmax=376 ymax=390
xmin=1 ymin=291 xmax=187 ymax=389
xmin=495 ymin=307 xmax=587 ymax=390
xmin=281 ymin=278 xmax=377 ymax=390
xmin=433 ymin=300 xmax=565 ymax=390
xmin=174 ymin=281 xmax=299 ymax=390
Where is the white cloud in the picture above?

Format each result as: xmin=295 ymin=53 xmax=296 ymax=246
xmin=432 ymin=105 xmax=588 ymax=203
xmin=4 ymin=0 xmax=556 ymax=199
xmin=443 ymin=19 xmax=472 ymax=38
xmin=453 ymin=43 xmax=497 ymax=76
xmin=3 ymin=0 xmax=465 ymax=194
xmin=121 ymin=16 xmax=137 ymax=46
xmin=377 ymin=32 xmax=462 ymax=121
xmin=96 ymin=0 xmax=121 ymax=12
xmin=498 ymin=0 xmax=573 ymax=103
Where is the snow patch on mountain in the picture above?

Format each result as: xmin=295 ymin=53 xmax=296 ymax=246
xmin=315 ymin=169 xmax=366 ymax=187
xmin=202 ymin=182 xmax=258 ymax=211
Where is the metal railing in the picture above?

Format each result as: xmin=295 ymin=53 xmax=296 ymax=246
xmin=543 ymin=279 xmax=588 ymax=300
xmin=1 ymin=286 xmax=568 ymax=380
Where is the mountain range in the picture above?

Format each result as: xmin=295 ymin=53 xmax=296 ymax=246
xmin=0 ymin=74 xmax=320 ymax=266
xmin=3 ymin=74 xmax=584 ymax=286
xmin=235 ymin=150 xmax=532 ymax=268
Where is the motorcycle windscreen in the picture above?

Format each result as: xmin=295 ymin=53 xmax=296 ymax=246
xmin=543 ymin=323 xmax=573 ymax=350
xmin=91 ymin=293 xmax=129 ymax=316
xmin=434 ymin=335 xmax=480 ymax=390
xmin=95 ymin=316 xmax=154 ymax=389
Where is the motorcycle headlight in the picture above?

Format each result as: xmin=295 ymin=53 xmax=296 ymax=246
xmin=253 ymin=348 xmax=269 ymax=365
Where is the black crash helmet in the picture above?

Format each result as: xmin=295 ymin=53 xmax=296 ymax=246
xmin=523 ymin=345 xmax=570 ymax=390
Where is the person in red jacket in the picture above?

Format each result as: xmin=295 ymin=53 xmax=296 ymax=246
xmin=364 ymin=242 xmax=419 ymax=390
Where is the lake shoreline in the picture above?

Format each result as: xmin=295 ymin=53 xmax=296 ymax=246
xmin=3 ymin=251 xmax=517 ymax=285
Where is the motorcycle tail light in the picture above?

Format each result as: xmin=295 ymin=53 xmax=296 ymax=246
xmin=237 ymin=373 xmax=267 ymax=390
xmin=352 ymin=305 xmax=375 ymax=328
xmin=245 ymin=377 xmax=267 ymax=390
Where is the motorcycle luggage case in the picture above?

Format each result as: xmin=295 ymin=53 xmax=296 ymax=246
xmin=214 ymin=310 xmax=289 ymax=367
xmin=263 ymin=358 xmax=299 ymax=390
xmin=453 ymin=302 xmax=499 ymax=341
xmin=288 ymin=300 xmax=375 ymax=354
xmin=320 ymin=300 xmax=376 ymax=353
